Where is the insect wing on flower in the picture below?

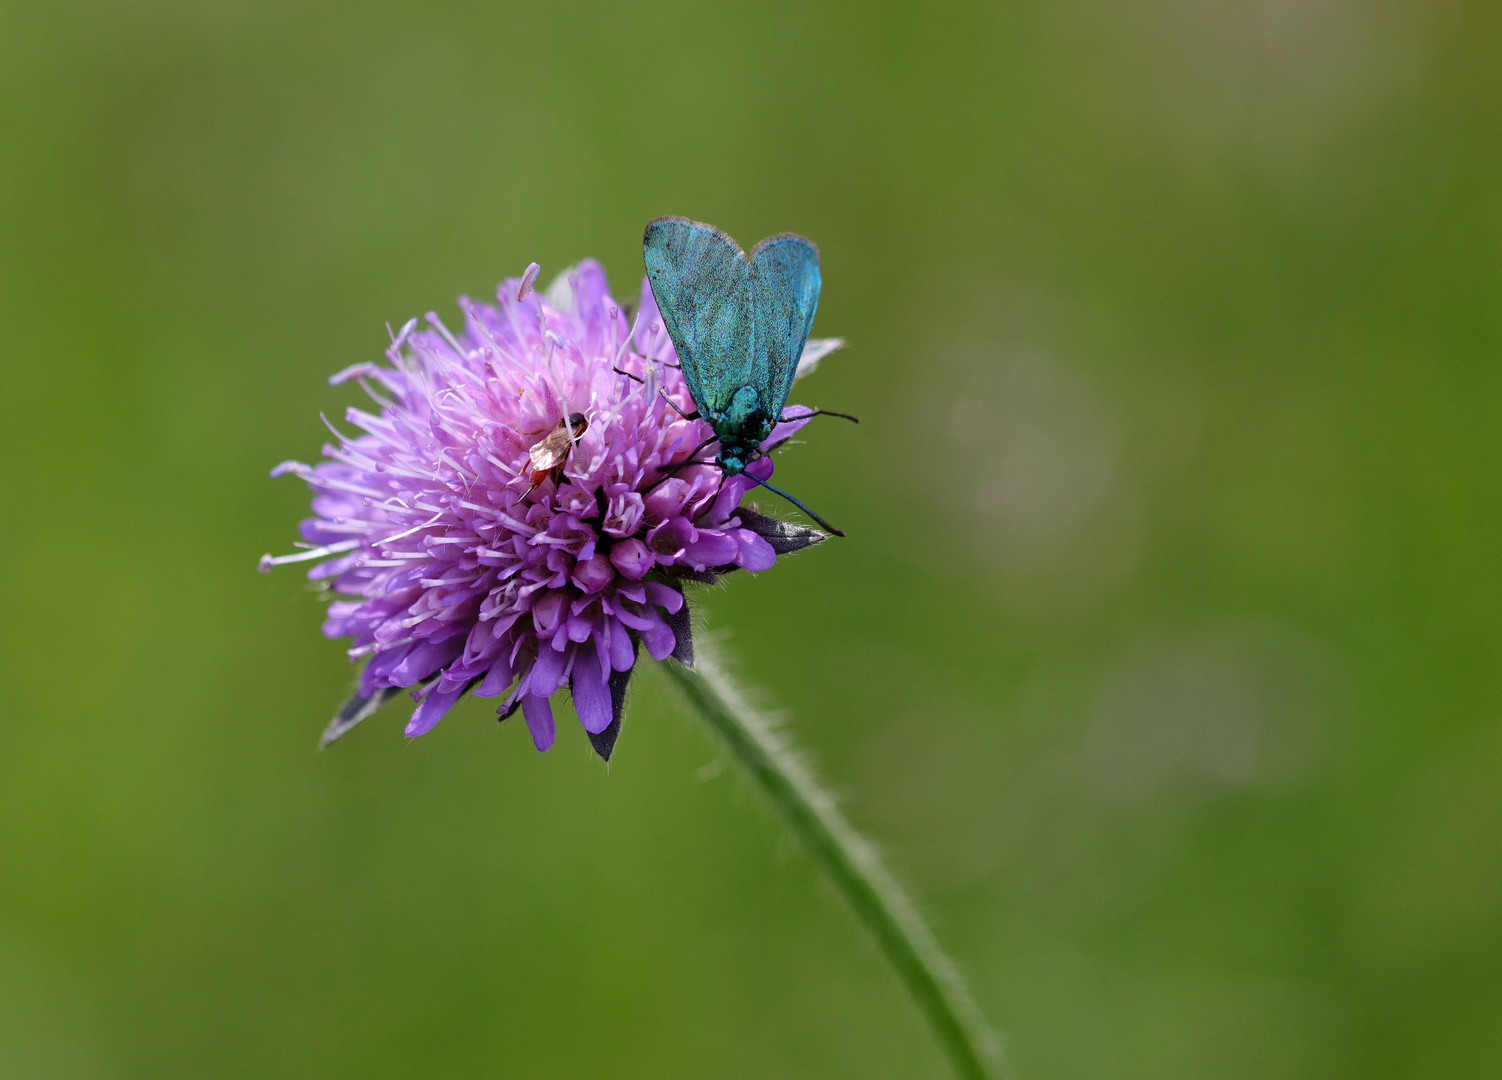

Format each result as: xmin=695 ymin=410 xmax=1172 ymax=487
xmin=526 ymin=412 xmax=588 ymax=491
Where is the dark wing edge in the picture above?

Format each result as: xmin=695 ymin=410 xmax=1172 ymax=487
xmin=645 ymin=215 xmax=746 ymax=253
xmin=748 ymin=234 xmax=822 ymax=412
xmin=748 ymin=231 xmax=820 ymax=260
xmin=642 ymin=217 xmax=751 ymax=416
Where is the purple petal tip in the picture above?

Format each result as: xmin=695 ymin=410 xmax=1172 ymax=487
xmin=517 ymin=262 xmax=541 ymax=301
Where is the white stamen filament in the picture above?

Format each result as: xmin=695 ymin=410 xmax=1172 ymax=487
xmin=388 ymin=317 xmax=418 ymax=348
xmin=427 ymin=312 xmax=468 ymax=357
xmin=370 ymin=512 xmax=445 ymax=547
xmin=348 ymin=636 xmax=412 ymax=659
xmin=258 ymin=539 xmax=361 ymax=572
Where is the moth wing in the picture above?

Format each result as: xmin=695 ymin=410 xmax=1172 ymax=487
xmin=749 ymin=234 xmax=821 ymax=416
xmin=643 ymin=217 xmax=753 ymax=417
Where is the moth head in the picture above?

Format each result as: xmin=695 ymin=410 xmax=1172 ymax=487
xmin=715 ymin=442 xmax=756 ymax=476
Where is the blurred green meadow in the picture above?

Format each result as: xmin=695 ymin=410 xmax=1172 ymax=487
xmin=3 ymin=0 xmax=1501 ymax=1076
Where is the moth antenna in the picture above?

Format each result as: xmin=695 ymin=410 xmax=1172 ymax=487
xmin=652 ymin=390 xmax=698 ymax=422
xmin=778 ymin=407 xmax=859 ymax=424
xmin=745 ymin=474 xmax=845 ymax=537
xmin=646 ymin=437 xmax=718 ymax=491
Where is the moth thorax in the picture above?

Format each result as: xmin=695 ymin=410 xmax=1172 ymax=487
xmin=724 ymin=385 xmax=762 ymax=423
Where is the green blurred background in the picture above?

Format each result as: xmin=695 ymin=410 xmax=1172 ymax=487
xmin=3 ymin=0 xmax=1500 ymax=1076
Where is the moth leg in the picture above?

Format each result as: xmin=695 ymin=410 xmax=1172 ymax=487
xmin=613 ymin=366 xmax=700 ymax=420
xmin=642 ymin=464 xmax=715 ymax=498
xmin=659 ymin=437 xmax=717 ymax=477
xmin=658 ymin=392 xmax=699 ymax=421
xmin=643 ymin=438 xmax=719 ymax=496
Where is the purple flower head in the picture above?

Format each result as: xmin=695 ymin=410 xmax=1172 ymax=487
xmin=262 ymin=261 xmax=836 ymax=760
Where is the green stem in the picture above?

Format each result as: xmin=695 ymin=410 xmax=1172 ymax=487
xmin=662 ymin=648 xmax=1007 ymax=1080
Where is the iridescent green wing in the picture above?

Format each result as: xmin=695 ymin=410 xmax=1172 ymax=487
xmin=748 ymin=234 xmax=821 ymax=417
xmin=642 ymin=217 xmax=754 ymax=418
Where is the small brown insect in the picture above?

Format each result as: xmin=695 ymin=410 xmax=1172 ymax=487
xmin=527 ymin=412 xmax=588 ymax=491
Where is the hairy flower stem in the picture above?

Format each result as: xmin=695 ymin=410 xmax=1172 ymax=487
xmin=663 ymin=650 xmax=1006 ymax=1080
